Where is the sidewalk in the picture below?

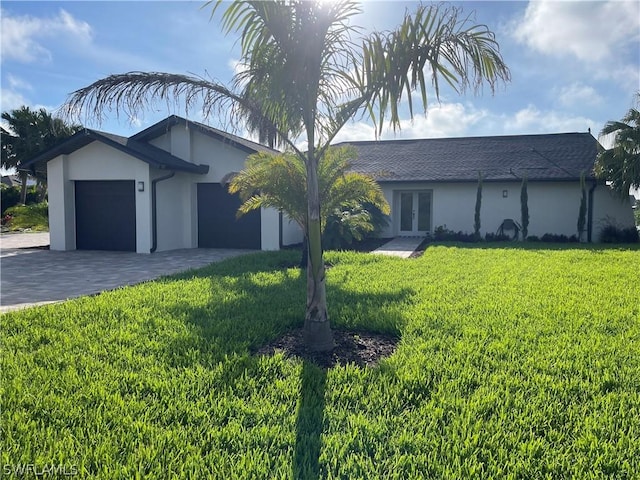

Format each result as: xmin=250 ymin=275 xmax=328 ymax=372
xmin=372 ymin=237 xmax=425 ymax=258
xmin=0 ymin=232 xmax=50 ymax=251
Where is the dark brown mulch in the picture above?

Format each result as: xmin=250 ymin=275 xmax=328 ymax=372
xmin=254 ymin=328 xmax=399 ymax=369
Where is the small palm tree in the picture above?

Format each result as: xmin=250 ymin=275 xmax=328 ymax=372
xmin=65 ymin=1 xmax=510 ymax=351
xmin=597 ymin=93 xmax=640 ymax=196
xmin=229 ymin=146 xmax=390 ymax=261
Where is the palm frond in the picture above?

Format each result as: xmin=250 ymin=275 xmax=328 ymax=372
xmin=596 ymin=94 xmax=640 ymax=195
xmin=352 ymin=4 xmax=510 ymax=136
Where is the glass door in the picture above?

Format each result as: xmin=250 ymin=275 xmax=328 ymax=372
xmin=398 ymin=191 xmax=432 ymax=235
xmin=399 ymin=192 xmax=414 ymax=233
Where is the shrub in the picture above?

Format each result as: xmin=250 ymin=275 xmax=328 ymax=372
xmin=485 ymin=232 xmax=511 ymax=242
xmin=1 ymin=185 xmax=39 ymax=214
xmin=474 ymin=172 xmax=482 ymax=237
xmin=577 ymin=173 xmax=587 ymax=241
xmin=526 ymin=235 xmax=540 ymax=242
xmin=540 ymin=233 xmax=579 ymax=243
xmin=521 ymin=175 xmax=529 ymax=240
xmin=599 ymin=224 xmax=640 ymax=243
xmin=4 ymin=202 xmax=49 ymax=231
xmin=323 ymin=202 xmax=389 ymax=250
xmin=433 ymin=225 xmax=479 ymax=242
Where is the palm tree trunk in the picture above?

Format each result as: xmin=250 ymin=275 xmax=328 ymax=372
xmin=19 ymin=171 xmax=28 ymax=204
xmin=299 ymin=235 xmax=309 ymax=269
xmin=304 ymin=153 xmax=334 ymax=352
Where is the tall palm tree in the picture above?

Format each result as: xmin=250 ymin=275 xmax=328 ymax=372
xmin=65 ymin=1 xmax=510 ymax=351
xmin=229 ymin=145 xmax=390 ymax=260
xmin=597 ymin=93 xmax=640 ymax=197
xmin=1 ymin=106 xmax=81 ymax=203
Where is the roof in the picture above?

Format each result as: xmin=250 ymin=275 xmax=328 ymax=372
xmin=21 ymin=128 xmax=209 ymax=174
xmin=336 ymin=132 xmax=599 ymax=183
xmin=131 ymin=115 xmax=279 ymax=155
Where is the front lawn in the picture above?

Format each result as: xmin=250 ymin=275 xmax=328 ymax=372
xmin=2 ymin=246 xmax=639 ymax=478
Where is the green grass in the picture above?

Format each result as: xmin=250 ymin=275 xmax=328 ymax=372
xmin=4 ymin=202 xmax=49 ymax=231
xmin=2 ymin=246 xmax=639 ymax=479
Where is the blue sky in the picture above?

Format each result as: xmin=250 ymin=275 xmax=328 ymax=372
xmin=1 ymin=0 xmax=639 ymax=149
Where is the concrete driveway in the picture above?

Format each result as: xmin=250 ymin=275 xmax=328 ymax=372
xmin=1 ymin=233 xmax=254 ymax=313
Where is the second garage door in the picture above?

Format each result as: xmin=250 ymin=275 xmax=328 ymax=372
xmin=197 ymin=183 xmax=261 ymax=249
xmin=75 ymin=180 xmax=136 ymax=251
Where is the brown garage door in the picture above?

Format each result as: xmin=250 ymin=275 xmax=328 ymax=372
xmin=197 ymin=183 xmax=261 ymax=249
xmin=75 ymin=180 xmax=136 ymax=251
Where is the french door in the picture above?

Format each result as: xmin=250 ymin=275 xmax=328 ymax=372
xmin=399 ymin=191 xmax=432 ymax=235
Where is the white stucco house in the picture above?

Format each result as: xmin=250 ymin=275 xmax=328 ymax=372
xmin=340 ymin=132 xmax=635 ymax=241
xmin=26 ymin=115 xmax=635 ymax=253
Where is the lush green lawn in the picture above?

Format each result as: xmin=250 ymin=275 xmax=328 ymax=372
xmin=2 ymin=245 xmax=639 ymax=479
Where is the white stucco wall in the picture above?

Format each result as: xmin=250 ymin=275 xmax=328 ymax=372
xmin=49 ymin=142 xmax=152 ymax=253
xmin=152 ymin=170 xmax=196 ymax=252
xmin=47 ymin=155 xmax=75 ymax=251
xmin=592 ymin=184 xmax=636 ymax=240
xmin=260 ymin=207 xmax=280 ymax=250
xmin=282 ymin=215 xmax=304 ymax=246
xmin=151 ymin=128 xmax=283 ymax=251
xmin=379 ymin=180 xmax=635 ymax=241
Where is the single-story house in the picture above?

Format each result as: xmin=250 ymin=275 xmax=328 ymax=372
xmin=25 ymin=115 xmax=634 ymax=253
xmin=338 ymin=133 xmax=635 ymax=241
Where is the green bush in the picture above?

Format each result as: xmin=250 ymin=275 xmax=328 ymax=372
xmin=539 ymin=233 xmax=579 ymax=243
xmin=4 ymin=202 xmax=49 ymax=231
xmin=1 ymin=185 xmax=40 ymax=214
xmin=323 ymin=202 xmax=389 ymax=250
xmin=485 ymin=232 xmax=511 ymax=242
xmin=433 ymin=225 xmax=480 ymax=243
xmin=599 ymin=224 xmax=639 ymax=243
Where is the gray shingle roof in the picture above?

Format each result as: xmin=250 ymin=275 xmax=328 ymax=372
xmin=336 ymin=132 xmax=598 ymax=183
xmin=131 ymin=115 xmax=278 ymax=154
xmin=21 ymin=129 xmax=209 ymax=174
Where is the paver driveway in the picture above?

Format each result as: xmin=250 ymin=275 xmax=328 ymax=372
xmin=1 ymin=233 xmax=254 ymax=313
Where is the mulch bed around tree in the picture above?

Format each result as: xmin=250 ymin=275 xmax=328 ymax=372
xmin=254 ymin=328 xmax=399 ymax=369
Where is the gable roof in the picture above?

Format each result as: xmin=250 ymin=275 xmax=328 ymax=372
xmin=131 ymin=115 xmax=279 ymax=154
xmin=22 ymin=128 xmax=209 ymax=174
xmin=337 ymin=132 xmax=599 ymax=183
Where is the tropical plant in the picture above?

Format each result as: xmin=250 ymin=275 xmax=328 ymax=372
xmin=521 ymin=174 xmax=529 ymax=240
xmin=596 ymin=93 xmax=640 ymax=196
xmin=577 ymin=172 xmax=587 ymax=241
xmin=229 ymin=146 xmax=390 ymax=257
xmin=323 ymin=202 xmax=389 ymax=250
xmin=474 ymin=172 xmax=482 ymax=238
xmin=1 ymin=106 xmax=81 ymax=203
xmin=64 ymin=1 xmax=510 ymax=351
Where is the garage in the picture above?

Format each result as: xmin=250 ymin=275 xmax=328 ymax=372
xmin=75 ymin=180 xmax=136 ymax=251
xmin=197 ymin=183 xmax=261 ymax=249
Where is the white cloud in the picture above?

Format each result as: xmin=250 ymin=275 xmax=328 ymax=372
xmin=506 ymin=104 xmax=596 ymax=135
xmin=7 ymin=74 xmax=32 ymax=91
xmin=555 ymin=83 xmax=603 ymax=108
xmin=1 ymin=8 xmax=92 ymax=64
xmin=0 ymin=88 xmax=29 ymax=113
xmin=332 ymin=102 xmax=600 ymax=144
xmin=512 ymin=1 xmax=640 ymax=63
xmin=333 ymin=102 xmax=490 ymax=143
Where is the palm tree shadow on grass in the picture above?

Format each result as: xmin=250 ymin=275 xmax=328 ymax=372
xmin=152 ymin=253 xmax=410 ymax=477
xmin=294 ymin=361 xmax=327 ymax=480
xmin=155 ymin=251 xmax=410 ymax=368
